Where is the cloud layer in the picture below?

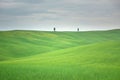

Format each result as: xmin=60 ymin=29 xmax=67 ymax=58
xmin=0 ymin=0 xmax=120 ymax=31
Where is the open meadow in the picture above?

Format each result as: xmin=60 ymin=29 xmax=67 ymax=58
xmin=0 ymin=29 xmax=120 ymax=80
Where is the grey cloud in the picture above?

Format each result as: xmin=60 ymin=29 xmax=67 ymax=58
xmin=16 ymin=0 xmax=44 ymax=3
xmin=0 ymin=0 xmax=120 ymax=30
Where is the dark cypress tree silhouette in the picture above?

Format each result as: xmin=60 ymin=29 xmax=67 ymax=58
xmin=53 ymin=27 xmax=56 ymax=32
xmin=77 ymin=28 xmax=79 ymax=31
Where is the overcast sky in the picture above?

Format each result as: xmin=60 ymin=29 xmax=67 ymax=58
xmin=0 ymin=0 xmax=120 ymax=31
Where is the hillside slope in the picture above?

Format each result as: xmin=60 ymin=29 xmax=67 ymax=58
xmin=0 ymin=29 xmax=120 ymax=80
xmin=0 ymin=29 xmax=120 ymax=60
xmin=2 ymin=41 xmax=120 ymax=67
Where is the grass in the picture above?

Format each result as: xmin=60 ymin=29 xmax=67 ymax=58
xmin=0 ymin=29 xmax=120 ymax=80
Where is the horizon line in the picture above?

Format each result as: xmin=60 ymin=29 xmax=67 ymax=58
xmin=0 ymin=28 xmax=120 ymax=32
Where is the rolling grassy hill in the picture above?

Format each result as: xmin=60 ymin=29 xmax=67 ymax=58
xmin=0 ymin=29 xmax=120 ymax=80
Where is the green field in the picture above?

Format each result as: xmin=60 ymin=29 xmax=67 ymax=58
xmin=0 ymin=29 xmax=120 ymax=80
